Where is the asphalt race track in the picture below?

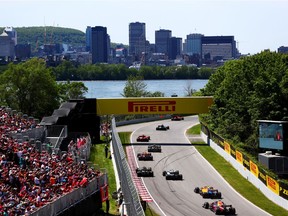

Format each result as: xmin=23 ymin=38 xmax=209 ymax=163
xmin=116 ymin=116 xmax=272 ymax=216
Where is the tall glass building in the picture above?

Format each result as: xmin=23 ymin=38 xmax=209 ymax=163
xmin=91 ymin=26 xmax=108 ymax=64
xmin=155 ymin=29 xmax=172 ymax=54
xmin=129 ymin=22 xmax=146 ymax=61
xmin=168 ymin=37 xmax=182 ymax=60
xmin=85 ymin=26 xmax=92 ymax=52
xmin=185 ymin=33 xmax=203 ymax=56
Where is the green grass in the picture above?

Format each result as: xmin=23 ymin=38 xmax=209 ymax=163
xmin=186 ymin=123 xmax=201 ymax=134
xmin=89 ymin=133 xmax=159 ymax=216
xmin=90 ymin=138 xmax=119 ymax=216
xmin=187 ymin=124 xmax=288 ymax=216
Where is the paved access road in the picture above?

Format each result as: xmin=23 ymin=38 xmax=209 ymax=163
xmin=116 ymin=116 xmax=271 ymax=216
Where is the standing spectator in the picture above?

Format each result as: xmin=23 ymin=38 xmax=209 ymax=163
xmin=105 ymin=144 xmax=109 ymax=158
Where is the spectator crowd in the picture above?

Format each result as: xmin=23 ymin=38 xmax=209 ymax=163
xmin=0 ymin=107 xmax=101 ymax=215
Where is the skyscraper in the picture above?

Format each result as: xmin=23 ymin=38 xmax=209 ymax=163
xmin=85 ymin=26 xmax=92 ymax=52
xmin=129 ymin=22 xmax=146 ymax=61
xmin=155 ymin=29 xmax=171 ymax=54
xmin=168 ymin=37 xmax=182 ymax=60
xmin=91 ymin=26 xmax=108 ymax=64
xmin=184 ymin=33 xmax=203 ymax=56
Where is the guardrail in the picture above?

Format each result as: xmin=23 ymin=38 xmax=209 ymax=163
xmin=111 ymin=118 xmax=145 ymax=216
xmin=201 ymin=123 xmax=288 ymax=210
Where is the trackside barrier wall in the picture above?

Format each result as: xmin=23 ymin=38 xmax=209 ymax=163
xmin=111 ymin=118 xmax=145 ymax=216
xmin=200 ymin=123 xmax=288 ymax=210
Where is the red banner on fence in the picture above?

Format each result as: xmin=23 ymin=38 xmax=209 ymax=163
xmin=100 ymin=184 xmax=109 ymax=202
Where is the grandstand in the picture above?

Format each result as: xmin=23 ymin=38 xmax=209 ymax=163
xmin=0 ymin=99 xmax=108 ymax=216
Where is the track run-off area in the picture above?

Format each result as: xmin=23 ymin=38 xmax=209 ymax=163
xmin=116 ymin=116 xmax=272 ymax=216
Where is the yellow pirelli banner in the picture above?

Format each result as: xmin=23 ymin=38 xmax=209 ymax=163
xmin=266 ymin=175 xmax=279 ymax=195
xmin=224 ymin=141 xmax=231 ymax=155
xmin=236 ymin=150 xmax=243 ymax=165
xmin=250 ymin=161 xmax=259 ymax=178
xmin=96 ymin=97 xmax=213 ymax=115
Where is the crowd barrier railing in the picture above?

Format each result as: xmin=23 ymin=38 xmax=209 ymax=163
xmin=111 ymin=118 xmax=145 ymax=216
xmin=30 ymin=174 xmax=107 ymax=216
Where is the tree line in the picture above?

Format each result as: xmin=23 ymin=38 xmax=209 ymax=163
xmin=199 ymin=50 xmax=288 ymax=157
xmin=52 ymin=61 xmax=214 ymax=81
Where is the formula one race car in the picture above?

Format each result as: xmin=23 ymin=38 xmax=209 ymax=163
xmin=147 ymin=144 xmax=161 ymax=152
xmin=171 ymin=115 xmax=184 ymax=121
xmin=137 ymin=152 xmax=153 ymax=161
xmin=156 ymin=124 xmax=170 ymax=131
xmin=194 ymin=186 xmax=222 ymax=199
xmin=202 ymin=200 xmax=236 ymax=215
xmin=162 ymin=169 xmax=183 ymax=180
xmin=136 ymin=167 xmax=154 ymax=177
xmin=136 ymin=134 xmax=150 ymax=142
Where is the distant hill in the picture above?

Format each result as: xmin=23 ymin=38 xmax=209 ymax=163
xmin=0 ymin=26 xmax=86 ymax=51
xmin=0 ymin=26 xmax=127 ymax=52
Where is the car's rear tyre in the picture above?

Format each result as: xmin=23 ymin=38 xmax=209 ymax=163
xmin=203 ymin=202 xmax=209 ymax=209
xmin=229 ymin=207 xmax=236 ymax=215
xmin=194 ymin=187 xmax=200 ymax=193
xmin=162 ymin=171 xmax=167 ymax=176
xmin=217 ymin=192 xmax=222 ymax=199
xmin=215 ymin=207 xmax=221 ymax=215
xmin=202 ymin=193 xmax=209 ymax=198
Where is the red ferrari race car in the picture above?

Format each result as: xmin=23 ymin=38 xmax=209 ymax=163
xmin=137 ymin=152 xmax=153 ymax=161
xmin=202 ymin=200 xmax=236 ymax=215
xmin=136 ymin=134 xmax=150 ymax=142
xmin=171 ymin=115 xmax=184 ymax=121
xmin=194 ymin=186 xmax=222 ymax=199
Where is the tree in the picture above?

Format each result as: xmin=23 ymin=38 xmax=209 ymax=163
xmin=121 ymin=75 xmax=148 ymax=97
xmin=0 ymin=58 xmax=59 ymax=118
xmin=200 ymin=51 xmax=288 ymax=155
xmin=184 ymin=81 xmax=196 ymax=96
xmin=58 ymin=81 xmax=88 ymax=103
xmin=121 ymin=75 xmax=164 ymax=97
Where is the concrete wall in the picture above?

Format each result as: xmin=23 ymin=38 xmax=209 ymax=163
xmin=201 ymin=132 xmax=288 ymax=210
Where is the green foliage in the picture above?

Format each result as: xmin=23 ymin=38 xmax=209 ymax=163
xmin=51 ymin=63 xmax=213 ymax=81
xmin=0 ymin=58 xmax=59 ymax=118
xmin=121 ymin=75 xmax=164 ymax=97
xmin=200 ymin=51 xmax=288 ymax=156
xmin=121 ymin=75 xmax=148 ymax=97
xmin=58 ymin=81 xmax=88 ymax=103
xmin=0 ymin=58 xmax=88 ymax=118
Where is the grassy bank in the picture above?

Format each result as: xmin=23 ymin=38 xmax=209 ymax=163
xmin=89 ymin=133 xmax=159 ymax=216
xmin=90 ymin=138 xmax=119 ymax=216
xmin=187 ymin=124 xmax=288 ymax=216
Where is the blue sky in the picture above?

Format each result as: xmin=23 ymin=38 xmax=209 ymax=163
xmin=1 ymin=0 xmax=287 ymax=55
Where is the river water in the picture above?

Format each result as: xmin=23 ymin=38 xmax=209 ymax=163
xmin=83 ymin=79 xmax=209 ymax=98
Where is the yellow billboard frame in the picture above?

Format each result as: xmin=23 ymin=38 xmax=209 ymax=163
xmin=96 ymin=96 xmax=213 ymax=115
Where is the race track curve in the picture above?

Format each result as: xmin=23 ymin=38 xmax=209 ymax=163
xmin=116 ymin=115 xmax=271 ymax=216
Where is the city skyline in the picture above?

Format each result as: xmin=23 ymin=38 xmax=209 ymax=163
xmin=1 ymin=0 xmax=287 ymax=55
